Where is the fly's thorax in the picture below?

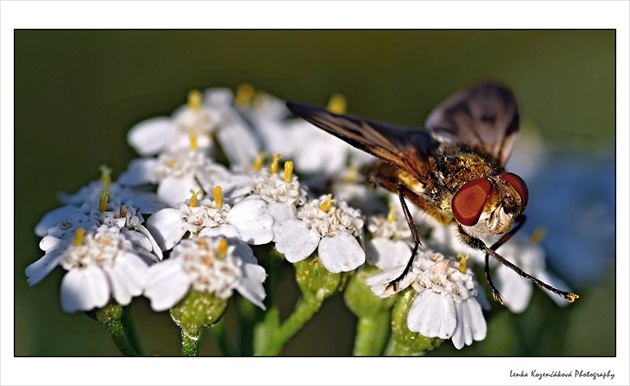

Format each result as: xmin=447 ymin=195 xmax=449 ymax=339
xmin=434 ymin=146 xmax=498 ymax=193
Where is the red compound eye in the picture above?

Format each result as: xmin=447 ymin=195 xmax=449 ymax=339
xmin=452 ymin=178 xmax=492 ymax=226
xmin=499 ymin=172 xmax=529 ymax=208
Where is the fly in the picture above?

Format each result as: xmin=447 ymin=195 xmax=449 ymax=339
xmin=286 ymin=81 xmax=578 ymax=304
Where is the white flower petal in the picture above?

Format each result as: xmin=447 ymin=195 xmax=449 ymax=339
xmin=496 ymin=266 xmax=533 ymax=313
xmin=117 ymin=158 xmax=160 ymax=186
xmin=267 ymin=201 xmax=296 ymax=222
xmin=35 ymin=205 xmax=81 ymax=237
xmin=104 ymin=253 xmax=148 ymax=306
xmin=144 ymin=259 xmax=191 ymax=311
xmin=407 ymin=290 xmax=457 ymax=339
xmin=236 ymin=264 xmax=267 ymax=310
xmin=60 ymin=266 xmax=110 ymax=313
xmin=227 ymin=199 xmax=274 ymax=245
xmin=145 ymin=208 xmax=187 ymax=251
xmin=273 ymin=219 xmax=320 ymax=263
xmin=39 ymin=236 xmax=63 ymax=252
xmin=216 ymin=118 xmax=260 ymax=168
xmin=364 ymin=264 xmax=413 ymax=298
xmin=199 ymin=224 xmax=242 ymax=240
xmin=318 ymin=232 xmax=365 ymax=273
xmin=366 ymin=238 xmax=412 ymax=270
xmin=25 ymin=249 xmax=65 ymax=286
xmin=127 ymin=117 xmax=178 ymax=156
xmin=157 ymin=176 xmax=200 ymax=207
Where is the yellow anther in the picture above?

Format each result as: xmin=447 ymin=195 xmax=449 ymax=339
xmin=457 ymin=253 xmax=471 ymax=273
xmin=74 ymin=228 xmax=85 ymax=247
xmin=99 ymin=189 xmax=110 ymax=212
xmin=218 ymin=238 xmax=229 ymax=258
xmin=213 ymin=185 xmax=223 ymax=208
xmin=252 ymin=152 xmax=265 ymax=172
xmin=319 ymin=194 xmax=336 ymax=212
xmin=99 ymin=165 xmax=112 ymax=190
xmin=270 ymin=153 xmax=281 ymax=174
xmin=166 ymin=158 xmax=176 ymax=168
xmin=189 ymin=189 xmax=201 ymax=208
xmin=188 ymin=90 xmax=202 ymax=112
xmin=284 ymin=161 xmax=294 ymax=183
xmin=235 ymin=83 xmax=255 ymax=107
xmin=197 ymin=237 xmax=207 ymax=250
xmin=386 ymin=205 xmax=397 ymax=223
xmin=188 ymin=132 xmax=198 ymax=151
xmin=327 ymin=93 xmax=347 ymax=114
xmin=531 ymin=227 xmax=545 ymax=244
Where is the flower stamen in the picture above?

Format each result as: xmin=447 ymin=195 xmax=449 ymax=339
xmin=188 ymin=132 xmax=198 ymax=151
xmin=73 ymin=228 xmax=85 ymax=247
xmin=531 ymin=227 xmax=545 ymax=244
xmin=270 ymin=153 xmax=281 ymax=174
xmin=218 ymin=238 xmax=228 ymax=258
xmin=319 ymin=194 xmax=336 ymax=212
xmin=283 ymin=160 xmax=294 ymax=183
xmin=386 ymin=205 xmax=397 ymax=223
xmin=213 ymin=185 xmax=223 ymax=208
xmin=236 ymin=83 xmax=255 ymax=107
xmin=189 ymin=189 xmax=201 ymax=208
xmin=188 ymin=90 xmax=202 ymax=112
xmin=327 ymin=93 xmax=347 ymax=114
xmin=252 ymin=152 xmax=265 ymax=172
xmin=457 ymin=253 xmax=470 ymax=273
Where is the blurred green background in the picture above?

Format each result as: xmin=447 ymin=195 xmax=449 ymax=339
xmin=14 ymin=30 xmax=615 ymax=356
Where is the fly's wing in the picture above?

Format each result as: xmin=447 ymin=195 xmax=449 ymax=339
xmin=425 ymin=81 xmax=520 ymax=168
xmin=286 ymin=101 xmax=437 ymax=186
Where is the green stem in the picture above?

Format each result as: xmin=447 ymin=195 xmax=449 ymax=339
xmin=353 ymin=311 xmax=391 ymax=356
xmin=236 ymin=296 xmax=257 ymax=355
xmin=255 ymin=295 xmax=323 ymax=356
xmin=89 ymin=304 xmax=140 ymax=356
xmin=181 ymin=328 xmax=204 ymax=356
xmin=209 ymin=320 xmax=234 ymax=356
xmin=120 ymin=306 xmax=144 ymax=356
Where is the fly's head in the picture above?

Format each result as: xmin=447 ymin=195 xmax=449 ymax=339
xmin=451 ymin=172 xmax=528 ymax=237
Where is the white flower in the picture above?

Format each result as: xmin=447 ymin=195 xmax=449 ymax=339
xmin=118 ymin=149 xmax=236 ymax=207
xmin=145 ymin=190 xmax=274 ymax=251
xmin=365 ymin=210 xmax=414 ymax=270
xmin=126 ymin=90 xmax=217 ymax=156
xmin=492 ymin=235 xmax=572 ymax=313
xmin=143 ymin=237 xmax=267 ymax=311
xmin=366 ymin=251 xmax=487 ymax=349
xmin=405 ymin=254 xmax=487 ymax=349
xmin=251 ymin=160 xmax=308 ymax=223
xmin=273 ymin=195 xmax=365 ymax=273
xmin=26 ymin=225 xmax=151 ymax=313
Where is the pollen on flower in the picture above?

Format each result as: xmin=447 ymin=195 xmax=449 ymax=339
xmin=270 ymin=153 xmax=281 ymax=174
xmin=283 ymin=161 xmax=294 ymax=183
xmin=187 ymin=90 xmax=202 ymax=112
xmin=327 ymin=93 xmax=347 ymax=114
xmin=74 ymin=228 xmax=86 ymax=246
xmin=213 ymin=185 xmax=223 ymax=208
xmin=236 ymin=83 xmax=255 ymax=107
xmin=166 ymin=158 xmax=176 ymax=168
xmin=457 ymin=253 xmax=471 ymax=273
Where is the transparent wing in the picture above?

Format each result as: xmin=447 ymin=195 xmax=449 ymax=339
xmin=425 ymin=81 xmax=520 ymax=167
xmin=286 ymin=101 xmax=437 ymax=186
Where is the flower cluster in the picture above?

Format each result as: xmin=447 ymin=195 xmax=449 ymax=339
xmin=26 ymin=84 xmax=570 ymax=353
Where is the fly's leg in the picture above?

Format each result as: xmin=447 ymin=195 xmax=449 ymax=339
xmin=459 ymin=215 xmax=579 ymax=304
xmin=384 ymin=184 xmax=424 ymax=292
